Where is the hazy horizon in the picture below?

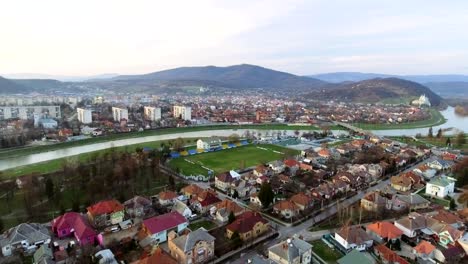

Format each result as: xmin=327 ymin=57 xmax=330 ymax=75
xmin=2 ymin=0 xmax=468 ymax=76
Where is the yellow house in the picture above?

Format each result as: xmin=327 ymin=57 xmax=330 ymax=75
xmin=226 ymin=211 xmax=269 ymax=241
xmin=168 ymin=228 xmax=215 ymax=264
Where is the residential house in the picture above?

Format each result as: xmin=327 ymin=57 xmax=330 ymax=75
xmin=366 ymin=221 xmax=403 ymax=243
xmin=392 ymin=194 xmax=430 ymax=211
xmin=168 ymin=228 xmax=215 ymax=264
xmin=360 ymin=192 xmax=387 ymax=212
xmin=0 ymin=223 xmax=51 ymax=257
xmin=413 ymin=240 xmax=436 ymax=260
xmin=290 ymin=193 xmax=314 ymax=211
xmin=254 ymin=165 xmax=270 ymax=177
xmin=131 ymin=247 xmax=178 ymax=264
xmin=431 ymin=209 xmax=464 ymax=229
xmin=87 ymin=200 xmax=125 ymax=228
xmin=95 ymin=249 xmax=119 ymax=264
xmin=425 ymin=176 xmax=456 ymax=198
xmin=230 ymin=179 xmax=255 ymax=198
xmin=268 ymin=235 xmax=312 ymax=264
xmin=373 ymin=244 xmax=409 ymax=264
xmin=226 ymin=211 xmax=269 ymax=241
xmin=250 ymin=193 xmax=262 ymax=207
xmin=33 ymin=245 xmax=53 ymax=264
xmin=181 ymin=184 xmax=204 ymax=199
xmin=158 ymin=191 xmax=178 ymax=206
xmin=140 ymin=212 xmax=188 ymax=244
xmin=434 ymin=246 xmax=466 ymax=264
xmin=427 ymin=219 xmax=464 ymax=247
xmin=334 ymin=226 xmax=373 ymax=252
xmin=269 ymin=160 xmax=285 ymax=174
xmin=215 ymin=171 xmax=239 ymax=192
xmin=172 ymin=200 xmax=193 ymax=219
xmin=428 ymin=159 xmax=453 ymax=171
xmin=273 ymin=200 xmax=300 ymax=219
xmin=335 ymin=171 xmax=363 ymax=190
xmin=390 ymin=175 xmax=412 ymax=192
xmin=337 ymin=249 xmax=375 ymax=264
xmin=413 ymin=164 xmax=436 ymax=179
xmin=52 ymin=212 xmax=97 ymax=246
xmin=214 ymin=199 xmax=244 ymax=223
xmin=192 ymin=191 xmax=221 ymax=214
xmin=284 ymin=159 xmax=300 ymax=176
xmin=124 ymin=196 xmax=152 ymax=218
xmin=394 ymin=213 xmax=428 ymax=238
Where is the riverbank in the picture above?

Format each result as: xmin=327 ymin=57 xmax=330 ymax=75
xmin=351 ymin=108 xmax=446 ymax=130
xmin=0 ymin=124 xmax=323 ymax=160
xmin=1 ymin=138 xmax=200 ymax=178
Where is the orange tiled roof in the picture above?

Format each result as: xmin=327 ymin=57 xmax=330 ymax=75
xmin=414 ymin=240 xmax=436 ymax=255
xmin=367 ymin=221 xmax=403 ymax=239
xmin=159 ymin=191 xmax=177 ymax=200
xmin=290 ymin=193 xmax=313 ymax=207
xmin=273 ymin=200 xmax=299 ymax=211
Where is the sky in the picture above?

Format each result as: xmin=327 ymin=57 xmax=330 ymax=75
xmin=1 ymin=0 xmax=468 ymax=76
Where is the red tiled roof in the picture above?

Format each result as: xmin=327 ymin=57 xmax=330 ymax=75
xmin=226 ymin=211 xmax=268 ymax=234
xmin=132 ymin=247 xmax=177 ymax=264
xmin=181 ymin=184 xmax=204 ymax=195
xmin=273 ymin=200 xmax=299 ymax=211
xmin=414 ymin=240 xmax=436 ymax=254
xmin=143 ymin=211 xmax=187 ymax=235
xmin=284 ymin=159 xmax=300 ymax=167
xmin=375 ymin=244 xmax=409 ymax=264
xmin=199 ymin=193 xmax=221 ymax=207
xmin=432 ymin=210 xmax=463 ymax=225
xmin=86 ymin=199 xmax=124 ymax=216
xmin=216 ymin=199 xmax=243 ymax=215
xmin=290 ymin=193 xmax=313 ymax=207
xmin=52 ymin=212 xmax=96 ymax=240
xmin=159 ymin=191 xmax=177 ymax=200
xmin=367 ymin=221 xmax=403 ymax=239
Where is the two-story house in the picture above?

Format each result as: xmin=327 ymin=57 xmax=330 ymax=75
xmin=268 ymin=236 xmax=312 ymax=264
xmin=87 ymin=199 xmax=125 ymax=228
xmin=168 ymin=228 xmax=215 ymax=264
xmin=140 ymin=212 xmax=188 ymax=244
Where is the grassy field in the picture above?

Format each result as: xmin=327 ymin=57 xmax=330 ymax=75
xmin=0 ymin=124 xmax=322 ymax=160
xmin=1 ymin=138 xmax=201 ymax=179
xmin=188 ymin=220 xmax=217 ymax=231
xmin=168 ymin=144 xmax=299 ymax=176
xmin=352 ymin=108 xmax=446 ymax=130
xmin=310 ymin=240 xmax=343 ymax=263
xmin=391 ymin=134 xmax=468 ymax=151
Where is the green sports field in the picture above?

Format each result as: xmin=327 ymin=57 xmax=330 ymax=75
xmin=168 ymin=144 xmax=299 ymax=176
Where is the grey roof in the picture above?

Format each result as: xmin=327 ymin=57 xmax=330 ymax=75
xmin=172 ymin=200 xmax=190 ymax=214
xmin=34 ymin=245 xmax=53 ymax=263
xmin=395 ymin=193 xmax=429 ymax=205
xmin=269 ymin=237 xmax=312 ymax=263
xmin=1 ymin=223 xmax=50 ymax=246
xmin=337 ymin=249 xmax=375 ymax=264
xmin=172 ymin=228 xmax=215 ymax=253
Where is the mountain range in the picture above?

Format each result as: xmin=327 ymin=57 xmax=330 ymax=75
xmin=306 ymin=78 xmax=443 ymax=106
xmin=111 ymin=64 xmax=327 ymax=91
xmin=0 ymin=64 xmax=463 ymax=104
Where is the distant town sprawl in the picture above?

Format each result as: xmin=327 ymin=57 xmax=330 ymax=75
xmin=0 ymin=93 xmax=435 ymax=148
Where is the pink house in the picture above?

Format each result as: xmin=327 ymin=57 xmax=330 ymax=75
xmin=52 ymin=212 xmax=97 ymax=246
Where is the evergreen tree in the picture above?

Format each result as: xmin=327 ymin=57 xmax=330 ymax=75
xmin=230 ymin=231 xmax=242 ymax=248
xmin=456 ymin=132 xmax=466 ymax=146
xmin=228 ymin=211 xmax=236 ymax=224
xmin=436 ymin=128 xmax=442 ymax=138
xmin=428 ymin=127 xmax=433 ymax=138
xmin=446 ymin=137 xmax=451 ymax=147
xmin=45 ymin=178 xmax=54 ymax=199
xmin=258 ymin=182 xmax=274 ymax=208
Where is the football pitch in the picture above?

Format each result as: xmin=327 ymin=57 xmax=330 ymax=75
xmin=168 ymin=144 xmax=299 ymax=177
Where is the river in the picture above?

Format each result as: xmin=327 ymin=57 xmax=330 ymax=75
xmin=0 ymin=107 xmax=466 ymax=171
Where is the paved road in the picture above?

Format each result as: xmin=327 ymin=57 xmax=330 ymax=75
xmin=223 ymin=156 xmax=433 ymax=264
